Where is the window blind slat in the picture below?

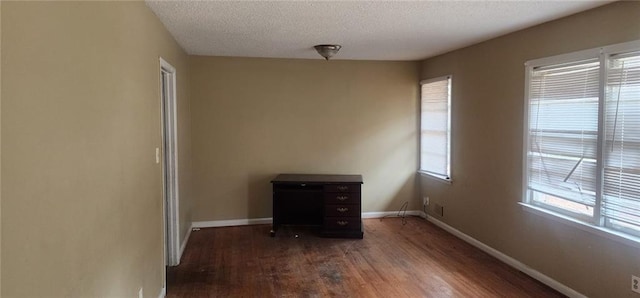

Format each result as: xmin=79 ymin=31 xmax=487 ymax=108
xmin=603 ymin=51 xmax=640 ymax=234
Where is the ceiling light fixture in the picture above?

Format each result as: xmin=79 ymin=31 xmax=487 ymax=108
xmin=314 ymin=44 xmax=342 ymax=60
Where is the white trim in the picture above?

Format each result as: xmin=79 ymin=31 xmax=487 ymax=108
xmin=178 ymin=222 xmax=193 ymax=259
xmin=418 ymin=171 xmax=452 ymax=184
xmin=594 ymin=46 xmax=606 ymax=226
xmin=157 ymin=287 xmax=166 ymax=298
xmin=426 ymin=216 xmax=586 ymax=298
xmin=522 ymin=64 xmax=531 ymax=204
xmin=525 ymin=47 xmax=599 ymax=68
xmin=192 ymin=211 xmax=428 ymax=228
xmin=159 ymin=57 xmax=181 ymax=267
xmin=601 ymin=39 xmax=640 ymax=56
xmin=193 ymin=217 xmax=273 ymax=228
xmin=159 ymin=57 xmax=176 ymax=72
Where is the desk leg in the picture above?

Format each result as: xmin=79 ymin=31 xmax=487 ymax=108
xmin=271 ymin=192 xmax=278 ymax=237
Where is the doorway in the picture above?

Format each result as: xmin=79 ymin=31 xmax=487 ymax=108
xmin=160 ymin=58 xmax=180 ymax=267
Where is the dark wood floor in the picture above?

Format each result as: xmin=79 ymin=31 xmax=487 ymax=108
xmin=167 ymin=217 xmax=563 ymax=297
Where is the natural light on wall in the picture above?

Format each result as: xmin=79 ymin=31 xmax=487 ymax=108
xmin=420 ymin=76 xmax=452 ymax=181
xmin=524 ymin=40 xmax=640 ymax=239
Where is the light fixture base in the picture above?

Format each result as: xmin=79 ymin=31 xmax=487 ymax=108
xmin=314 ymin=44 xmax=342 ymax=60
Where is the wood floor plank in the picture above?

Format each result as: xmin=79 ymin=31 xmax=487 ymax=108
xmin=167 ymin=217 xmax=564 ymax=297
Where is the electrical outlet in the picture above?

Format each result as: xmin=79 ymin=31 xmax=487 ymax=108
xmin=423 ymin=196 xmax=430 ymax=206
xmin=632 ymin=275 xmax=640 ymax=294
xmin=138 ymin=287 xmax=144 ymax=298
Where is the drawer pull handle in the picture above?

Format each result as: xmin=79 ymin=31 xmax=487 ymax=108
xmin=336 ymin=195 xmax=349 ymax=201
xmin=337 ymin=186 xmax=349 ymax=191
xmin=337 ymin=220 xmax=349 ymax=226
xmin=337 ymin=207 xmax=349 ymax=212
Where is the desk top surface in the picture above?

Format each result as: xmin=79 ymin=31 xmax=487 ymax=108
xmin=271 ymin=174 xmax=363 ymax=184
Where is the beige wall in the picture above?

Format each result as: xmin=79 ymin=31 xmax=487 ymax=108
xmin=0 ymin=1 xmax=3 ymax=294
xmin=189 ymin=57 xmax=420 ymax=221
xmin=420 ymin=2 xmax=640 ymax=297
xmin=2 ymin=0 xmax=636 ymax=297
xmin=1 ymin=2 xmax=192 ymax=297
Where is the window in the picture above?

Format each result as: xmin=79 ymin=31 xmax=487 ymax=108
xmin=420 ymin=76 xmax=451 ymax=181
xmin=524 ymin=40 xmax=640 ymax=239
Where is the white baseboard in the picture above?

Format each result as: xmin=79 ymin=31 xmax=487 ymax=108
xmin=157 ymin=287 xmax=166 ymax=298
xmin=362 ymin=210 xmax=424 ymax=218
xmin=192 ymin=211 xmax=426 ymax=228
xmin=193 ymin=217 xmax=272 ymax=228
xmin=178 ymin=222 xmax=193 ymax=261
xmin=425 ymin=216 xmax=585 ymax=298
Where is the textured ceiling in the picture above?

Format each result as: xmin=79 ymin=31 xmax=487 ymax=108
xmin=145 ymin=0 xmax=612 ymax=61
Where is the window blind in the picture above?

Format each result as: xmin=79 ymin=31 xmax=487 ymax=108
xmin=525 ymin=40 xmax=640 ymax=240
xmin=603 ymin=51 xmax=640 ymax=235
xmin=420 ymin=77 xmax=451 ymax=177
xmin=528 ymin=60 xmax=600 ymax=213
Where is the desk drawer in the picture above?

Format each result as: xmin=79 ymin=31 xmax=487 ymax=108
xmin=324 ymin=184 xmax=361 ymax=193
xmin=325 ymin=204 xmax=361 ymax=217
xmin=324 ymin=192 xmax=360 ymax=205
xmin=324 ymin=217 xmax=361 ymax=230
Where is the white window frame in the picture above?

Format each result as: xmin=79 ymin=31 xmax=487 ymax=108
xmin=521 ymin=40 xmax=640 ymax=247
xmin=419 ymin=75 xmax=452 ymax=183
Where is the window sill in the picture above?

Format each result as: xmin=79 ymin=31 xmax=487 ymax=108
xmin=418 ymin=171 xmax=452 ymax=184
xmin=519 ymin=202 xmax=640 ymax=249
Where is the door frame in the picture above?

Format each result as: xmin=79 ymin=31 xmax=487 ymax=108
xmin=160 ymin=57 xmax=181 ymax=267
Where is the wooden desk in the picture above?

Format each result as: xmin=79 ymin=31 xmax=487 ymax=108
xmin=271 ymin=174 xmax=364 ymax=239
